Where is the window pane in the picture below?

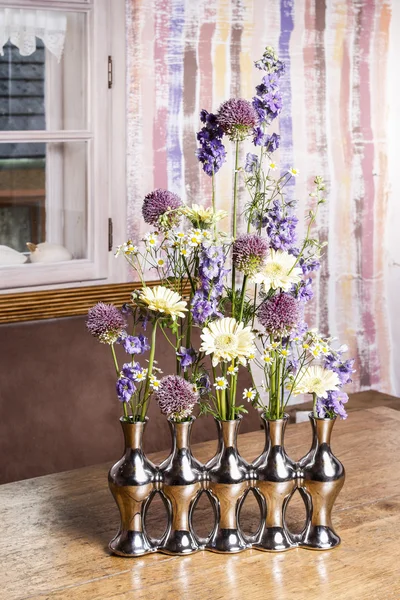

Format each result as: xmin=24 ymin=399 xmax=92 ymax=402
xmin=0 ymin=141 xmax=88 ymax=265
xmin=0 ymin=10 xmax=87 ymax=131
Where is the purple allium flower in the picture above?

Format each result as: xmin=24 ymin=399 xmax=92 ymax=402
xmin=177 ymin=346 xmax=197 ymax=371
xmin=245 ymin=153 xmax=259 ymax=173
xmin=196 ymin=110 xmax=227 ymax=176
xmin=316 ymin=391 xmax=349 ymax=420
xmin=232 ymin=233 xmax=269 ymax=277
xmin=116 ymin=377 xmax=136 ymax=403
xmin=142 ymin=188 xmax=182 ymax=227
xmin=86 ymin=302 xmax=126 ymax=345
xmin=216 ymin=98 xmax=258 ymax=141
xmin=257 ymin=292 xmax=301 ymax=336
xmin=155 ymin=375 xmax=199 ymax=421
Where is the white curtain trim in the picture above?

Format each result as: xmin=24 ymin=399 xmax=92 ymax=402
xmin=0 ymin=8 xmax=67 ymax=62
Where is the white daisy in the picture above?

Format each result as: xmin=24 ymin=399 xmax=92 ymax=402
xmin=288 ymin=167 xmax=299 ymax=176
xmin=144 ymin=232 xmax=159 ymax=249
xmin=200 ymin=317 xmax=255 ymax=367
xmin=292 ymin=365 xmax=340 ymax=399
xmin=243 ymin=388 xmax=256 ymax=402
xmin=214 ymin=377 xmax=228 ymax=390
xmin=139 ymin=286 xmax=187 ymax=321
xmin=251 ymin=250 xmax=302 ymax=292
xmin=227 ymin=364 xmax=239 ymax=376
xmin=268 ymin=162 xmax=278 ymax=171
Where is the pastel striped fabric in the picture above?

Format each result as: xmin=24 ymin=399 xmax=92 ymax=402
xmin=126 ymin=0 xmax=399 ymax=395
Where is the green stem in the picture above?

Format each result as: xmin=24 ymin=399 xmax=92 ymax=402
xmin=238 ymin=275 xmax=248 ymax=322
xmin=140 ymin=320 xmax=158 ymax=420
xmin=111 ymin=345 xmax=128 ymax=419
xmin=231 ymin=140 xmax=240 ymax=316
xmin=312 ymin=392 xmax=317 ymax=418
xmin=181 ymin=254 xmax=196 ymax=294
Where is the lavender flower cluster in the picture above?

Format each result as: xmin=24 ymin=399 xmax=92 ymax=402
xmin=196 ymin=110 xmax=227 ymax=177
xmin=252 ymin=47 xmax=285 ymax=147
xmin=316 ymin=350 xmax=356 ymax=419
xmin=191 ymin=245 xmax=227 ymax=325
xmin=252 ymin=199 xmax=298 ymax=251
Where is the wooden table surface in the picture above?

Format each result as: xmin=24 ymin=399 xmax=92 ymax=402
xmin=1 ymin=406 xmax=399 ymax=600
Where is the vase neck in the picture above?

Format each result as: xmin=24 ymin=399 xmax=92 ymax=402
xmin=309 ymin=415 xmax=335 ymax=445
xmin=263 ymin=415 xmax=288 ymax=446
xmin=217 ymin=418 xmax=241 ymax=448
xmin=121 ymin=419 xmax=146 ymax=451
xmin=169 ymin=418 xmax=193 ymax=451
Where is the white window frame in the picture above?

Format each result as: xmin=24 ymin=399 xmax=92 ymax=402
xmin=0 ymin=0 xmax=127 ymax=293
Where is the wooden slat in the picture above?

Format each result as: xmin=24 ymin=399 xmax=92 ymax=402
xmin=0 ymin=280 xmax=191 ymax=324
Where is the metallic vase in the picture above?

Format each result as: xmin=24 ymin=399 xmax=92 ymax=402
xmin=158 ymin=417 xmax=204 ymax=555
xmin=108 ymin=417 xmax=158 ymax=557
xmin=297 ymin=414 xmax=345 ymax=550
xmin=253 ymin=414 xmax=297 ymax=551
xmin=205 ymin=416 xmax=252 ymax=553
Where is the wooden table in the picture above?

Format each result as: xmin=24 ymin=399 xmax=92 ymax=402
xmin=1 ymin=407 xmax=399 ymax=599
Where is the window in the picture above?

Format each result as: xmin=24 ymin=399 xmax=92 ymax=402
xmin=0 ymin=0 xmax=126 ymax=292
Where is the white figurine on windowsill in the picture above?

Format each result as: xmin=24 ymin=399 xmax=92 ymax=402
xmin=0 ymin=245 xmax=27 ymax=265
xmin=26 ymin=242 xmax=73 ymax=263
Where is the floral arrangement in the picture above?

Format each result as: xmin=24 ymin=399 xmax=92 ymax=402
xmin=87 ymin=46 xmax=354 ymax=425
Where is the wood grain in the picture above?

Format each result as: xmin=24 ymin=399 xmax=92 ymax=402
xmin=0 ymin=407 xmax=399 ymax=599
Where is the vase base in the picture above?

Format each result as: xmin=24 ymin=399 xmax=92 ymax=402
xmin=253 ymin=527 xmax=296 ymax=552
xmin=158 ymin=530 xmax=202 ymax=555
xmin=206 ymin=528 xmax=248 ymax=553
xmin=109 ymin=530 xmax=156 ymax=557
xmin=298 ymin=525 xmax=341 ymax=550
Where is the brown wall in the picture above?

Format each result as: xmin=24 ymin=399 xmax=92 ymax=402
xmin=0 ymin=316 xmax=259 ymax=484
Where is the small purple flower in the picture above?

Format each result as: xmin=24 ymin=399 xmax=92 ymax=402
xmin=324 ymin=353 xmax=355 ymax=386
xmin=216 ymin=98 xmax=258 ymax=141
xmin=121 ymin=362 xmax=141 ymax=379
xmin=191 ymin=291 xmax=215 ymax=325
xmin=316 ymin=391 xmax=349 ymax=420
xmin=142 ymin=188 xmax=182 ymax=227
xmin=257 ymin=293 xmax=301 ymax=336
xmin=294 ymin=278 xmax=314 ymax=303
xmin=196 ymin=110 xmax=227 ymax=176
xmin=197 ymin=372 xmax=211 ymax=396
xmin=232 ymin=233 xmax=269 ymax=277
xmin=122 ymin=336 xmax=142 ymax=354
xmin=177 ymin=346 xmax=197 ymax=371
xmin=116 ymin=377 xmax=136 ymax=403
xmin=300 ymin=257 xmax=321 ymax=274
xmin=263 ymin=199 xmax=298 ymax=251
xmin=245 ymin=153 xmax=259 ymax=173
xmin=155 ymin=375 xmax=199 ymax=421
xmin=255 ymin=47 xmax=286 ymax=76
xmin=264 ymin=132 xmax=281 ymax=152
xmin=86 ymin=302 xmax=126 ymax=345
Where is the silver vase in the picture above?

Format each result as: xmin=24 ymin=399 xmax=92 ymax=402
xmin=108 ymin=417 xmax=158 ymax=557
xmin=252 ymin=414 xmax=297 ymax=551
xmin=297 ymin=414 xmax=345 ymax=550
xmin=205 ymin=416 xmax=252 ymax=553
xmin=158 ymin=417 xmax=204 ymax=555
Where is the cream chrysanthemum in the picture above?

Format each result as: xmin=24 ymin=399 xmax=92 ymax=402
xmin=292 ymin=365 xmax=340 ymax=399
xmin=139 ymin=286 xmax=187 ymax=321
xmin=251 ymin=250 xmax=302 ymax=291
xmin=183 ymin=204 xmax=227 ymax=226
xmin=200 ymin=317 xmax=255 ymax=367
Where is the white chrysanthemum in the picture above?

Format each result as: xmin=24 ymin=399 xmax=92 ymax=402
xmin=292 ymin=365 xmax=340 ymax=399
xmin=183 ymin=203 xmax=227 ymax=225
xmin=243 ymin=388 xmax=256 ymax=402
xmin=139 ymin=286 xmax=187 ymax=321
xmin=200 ymin=317 xmax=255 ymax=367
xmin=251 ymin=250 xmax=302 ymax=291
